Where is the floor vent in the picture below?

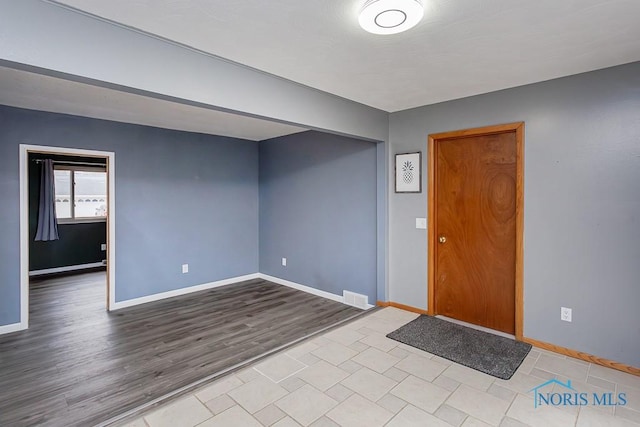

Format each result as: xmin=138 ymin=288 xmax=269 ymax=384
xmin=343 ymin=291 xmax=368 ymax=309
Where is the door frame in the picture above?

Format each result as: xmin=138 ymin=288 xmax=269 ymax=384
xmin=427 ymin=122 xmax=524 ymax=340
xmin=19 ymin=144 xmax=116 ymax=331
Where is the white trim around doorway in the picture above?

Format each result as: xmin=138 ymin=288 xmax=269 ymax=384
xmin=18 ymin=144 xmax=116 ymax=333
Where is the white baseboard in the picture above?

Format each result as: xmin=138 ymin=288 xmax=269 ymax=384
xmin=0 ymin=321 xmax=27 ymax=335
xmin=29 ymin=262 xmax=105 ymax=277
xmin=258 ymin=273 xmax=374 ymax=309
xmin=110 ymin=273 xmax=261 ymax=310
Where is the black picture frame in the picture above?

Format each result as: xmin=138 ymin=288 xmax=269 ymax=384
xmin=395 ymin=151 xmax=422 ymax=193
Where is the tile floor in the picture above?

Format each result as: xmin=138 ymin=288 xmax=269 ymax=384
xmin=119 ymin=308 xmax=640 ymax=427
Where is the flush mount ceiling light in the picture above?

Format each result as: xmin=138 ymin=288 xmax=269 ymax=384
xmin=359 ymin=0 xmax=424 ymax=35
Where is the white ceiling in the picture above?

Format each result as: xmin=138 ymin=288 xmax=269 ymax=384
xmin=0 ymin=66 xmax=305 ymax=141
xmin=53 ymin=0 xmax=640 ymax=112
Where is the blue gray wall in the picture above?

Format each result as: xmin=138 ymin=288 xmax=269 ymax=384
xmin=388 ymin=61 xmax=640 ymax=367
xmin=259 ymin=131 xmax=378 ymax=303
xmin=0 ymin=106 xmax=259 ymax=324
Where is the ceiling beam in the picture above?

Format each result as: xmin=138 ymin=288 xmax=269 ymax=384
xmin=0 ymin=0 xmax=388 ymax=141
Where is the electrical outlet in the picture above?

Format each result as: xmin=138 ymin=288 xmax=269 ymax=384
xmin=182 ymin=264 xmax=189 ymax=274
xmin=561 ymin=307 xmax=572 ymax=322
xmin=282 ymin=258 xmax=287 ymax=267
xmin=100 ymin=243 xmax=107 ymax=251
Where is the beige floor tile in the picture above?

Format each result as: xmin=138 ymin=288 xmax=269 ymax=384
xmin=311 ymin=337 xmax=332 ymax=346
xmin=527 ymin=350 xmax=541 ymax=360
xmin=341 ymin=367 xmax=397 ymax=402
xmin=195 ymin=375 xmax=243 ymax=402
xmin=434 ymin=403 xmax=468 ymax=427
xmin=324 ymin=327 xmax=366 ymax=346
xmin=280 ymin=376 xmax=306 ymax=392
xmin=516 ymin=356 xmax=537 ymax=375
xmin=376 ymin=393 xmax=407 ymax=414
xmin=431 ymin=355 xmax=454 ymax=366
xmin=352 ymin=347 xmax=400 ymax=373
xmin=296 ymin=360 xmax=349 ymax=391
xmin=197 ymin=405 xmax=261 ymax=427
xmin=356 ymin=326 xmax=380 ymax=336
xmin=461 ymin=417 xmax=493 ymax=427
xmin=433 ymin=374 xmax=461 ymax=392
xmin=298 ymin=353 xmax=321 ymax=366
xmin=349 ymin=341 xmax=369 ymax=353
xmin=362 ymin=317 xmax=404 ymax=334
xmin=395 ymin=354 xmax=449 ymax=382
xmin=359 ymin=333 xmax=398 ymax=352
xmin=390 ymin=375 xmax=450 ymax=413
xmin=118 ymin=418 xmax=147 ymax=427
xmin=326 ymin=394 xmax=394 ymax=427
xmin=237 ymin=367 xmax=261 ymax=383
xmin=577 ymin=406 xmax=638 ymax=427
xmin=271 ymin=416 xmax=302 ymax=427
xmin=337 ymin=359 xmax=363 ymax=374
xmin=446 ymin=384 xmax=510 ymax=426
xmin=441 ymin=364 xmax=495 ymax=391
xmin=383 ymin=366 xmax=410 ymax=383
xmin=615 ymin=406 xmax=640 ymax=425
xmin=553 ymin=375 xmax=615 ymax=414
xmin=499 ymin=416 xmax=530 ymax=427
xmin=309 ymin=416 xmax=340 ymax=427
xmin=618 ymin=384 xmax=640 ymax=412
xmin=311 ymin=342 xmax=358 ymax=366
xmin=388 ymin=347 xmax=410 ymax=359
xmin=254 ymin=354 xmax=307 ymax=383
xmin=586 ymin=375 xmax=616 ymax=391
xmin=386 ymin=404 xmax=452 ymax=427
xmin=286 ymin=341 xmax=320 ymax=360
xmin=487 ymin=383 xmax=517 ymax=403
xmin=535 ymin=353 xmax=589 ymax=381
xmin=530 ymin=367 xmax=556 ymax=380
xmin=254 ymin=404 xmax=286 ymax=426
xmin=397 ymin=343 xmax=434 ymax=357
xmin=375 ymin=308 xmax=420 ymax=323
xmin=228 ymin=376 xmax=288 ymax=414
xmin=495 ymin=372 xmax=548 ymax=394
xmin=275 ymin=384 xmax=337 ymax=426
xmin=144 ymin=396 xmax=212 ymax=427
xmin=204 ymin=394 xmax=236 ymax=415
xmin=507 ymin=394 xmax=577 ymax=427
xmin=326 ymin=383 xmax=354 ymax=402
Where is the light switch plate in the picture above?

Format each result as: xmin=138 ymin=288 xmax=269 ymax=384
xmin=416 ymin=218 xmax=427 ymax=229
xmin=182 ymin=264 xmax=189 ymax=274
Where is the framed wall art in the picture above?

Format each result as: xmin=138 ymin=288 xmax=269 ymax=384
xmin=395 ymin=151 xmax=422 ymax=193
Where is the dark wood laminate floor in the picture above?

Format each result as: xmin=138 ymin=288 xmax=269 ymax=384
xmin=0 ymin=272 xmax=363 ymax=427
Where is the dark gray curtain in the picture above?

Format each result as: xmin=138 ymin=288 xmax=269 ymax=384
xmin=34 ymin=159 xmax=59 ymax=241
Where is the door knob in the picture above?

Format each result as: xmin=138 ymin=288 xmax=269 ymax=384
xmin=438 ymin=236 xmax=447 ymax=244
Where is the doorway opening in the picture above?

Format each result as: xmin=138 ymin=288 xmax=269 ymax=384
xmin=19 ymin=144 xmax=116 ymax=330
xmin=427 ymin=123 xmax=524 ymax=339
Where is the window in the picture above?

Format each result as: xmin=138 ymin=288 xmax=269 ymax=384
xmin=54 ymin=167 xmax=107 ymax=222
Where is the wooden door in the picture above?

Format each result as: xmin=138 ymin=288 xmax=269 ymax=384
xmin=433 ymin=129 xmax=518 ymax=334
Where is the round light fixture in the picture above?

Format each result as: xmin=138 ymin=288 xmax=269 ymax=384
xmin=359 ymin=0 xmax=424 ymax=35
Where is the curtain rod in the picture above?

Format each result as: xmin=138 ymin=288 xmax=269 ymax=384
xmin=32 ymin=159 xmax=106 ymax=167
